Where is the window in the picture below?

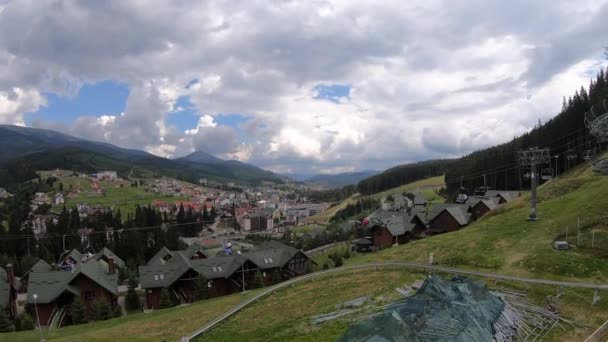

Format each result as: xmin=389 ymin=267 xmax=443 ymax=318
xmin=84 ymin=291 xmax=95 ymax=302
xmin=154 ymin=274 xmax=159 ymax=281
xmin=212 ymin=266 xmax=218 ymax=272
xmin=217 ymin=266 xmax=223 ymax=272
xmin=268 ymin=257 xmax=273 ymax=263
xmin=159 ymin=273 xmax=165 ymax=280
xmin=263 ymin=258 xmax=269 ymax=264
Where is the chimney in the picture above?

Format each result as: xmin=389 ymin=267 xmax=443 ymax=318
xmin=108 ymin=257 xmax=115 ymax=275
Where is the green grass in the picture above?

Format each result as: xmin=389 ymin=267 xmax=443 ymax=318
xmin=196 ymin=165 xmax=608 ymax=341
xmin=43 ymin=173 xmax=187 ymax=215
xmin=0 ymin=291 xmax=261 ymax=342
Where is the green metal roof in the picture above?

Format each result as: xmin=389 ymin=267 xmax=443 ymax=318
xmin=94 ymin=247 xmax=126 ymax=269
xmin=27 ymin=251 xmax=119 ymax=304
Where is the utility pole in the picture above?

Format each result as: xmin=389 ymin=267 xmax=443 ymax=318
xmin=518 ymin=148 xmax=550 ymax=221
xmin=553 ymin=155 xmax=559 ymax=178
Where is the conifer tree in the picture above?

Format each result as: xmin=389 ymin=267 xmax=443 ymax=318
xmin=252 ymin=270 xmax=264 ymax=289
xmin=94 ymin=298 xmax=113 ymax=321
xmin=70 ymin=296 xmax=87 ymax=325
xmin=19 ymin=313 xmax=34 ymax=330
xmin=159 ymin=289 xmax=173 ymax=309
xmin=125 ymin=275 xmax=140 ymax=312
xmin=196 ymin=275 xmax=209 ymax=301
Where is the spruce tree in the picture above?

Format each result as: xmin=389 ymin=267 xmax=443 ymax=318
xmin=70 ymin=297 xmax=87 ymax=325
xmin=19 ymin=313 xmax=34 ymax=330
xmin=252 ymin=270 xmax=264 ymax=289
xmin=271 ymin=269 xmax=281 ymax=284
xmin=196 ymin=276 xmax=209 ymax=301
xmin=159 ymin=289 xmax=173 ymax=309
xmin=93 ymin=298 xmax=113 ymax=321
xmin=125 ymin=275 xmax=140 ymax=312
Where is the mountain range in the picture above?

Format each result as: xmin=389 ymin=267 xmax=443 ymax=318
xmin=0 ymin=125 xmax=284 ymax=187
xmin=304 ymin=170 xmax=379 ymax=187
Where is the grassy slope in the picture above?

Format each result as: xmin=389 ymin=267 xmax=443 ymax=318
xmin=0 ymin=291 xmax=260 ymax=342
xmin=306 ymin=175 xmax=445 ymax=224
xmin=200 ymin=166 xmax=608 ymax=341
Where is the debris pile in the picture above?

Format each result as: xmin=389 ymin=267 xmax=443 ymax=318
xmin=339 ymin=275 xmax=574 ymax=341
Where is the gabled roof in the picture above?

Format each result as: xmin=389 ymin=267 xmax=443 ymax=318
xmin=191 ymin=255 xmax=248 ymax=279
xmin=94 ymin=247 xmax=126 ymax=269
xmin=26 ymin=250 xmax=119 ymax=304
xmin=473 ymin=198 xmax=499 ymax=211
xmin=368 ymin=209 xmax=418 ymax=237
xmin=429 ymin=206 xmax=471 ymax=227
xmin=484 ymin=190 xmax=521 ymax=202
xmin=412 ymin=192 xmax=427 ymax=206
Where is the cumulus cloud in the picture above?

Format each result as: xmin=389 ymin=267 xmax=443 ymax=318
xmin=2 ymin=0 xmax=608 ymax=173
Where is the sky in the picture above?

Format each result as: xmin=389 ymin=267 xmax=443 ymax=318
xmin=1 ymin=1 xmax=608 ymax=175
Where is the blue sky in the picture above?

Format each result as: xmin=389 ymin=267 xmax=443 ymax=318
xmin=25 ymin=81 xmax=129 ymax=126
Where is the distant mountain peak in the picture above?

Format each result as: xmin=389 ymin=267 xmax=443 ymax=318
xmin=179 ymin=150 xmax=224 ymax=164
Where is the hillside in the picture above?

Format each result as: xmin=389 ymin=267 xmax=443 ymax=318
xmin=195 ymin=163 xmax=608 ymax=341
xmin=306 ymin=170 xmax=378 ymax=188
xmin=0 ymin=125 xmax=284 ymax=186
xmin=305 ymin=175 xmax=445 ymax=224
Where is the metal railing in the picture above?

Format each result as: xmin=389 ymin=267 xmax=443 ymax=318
xmin=184 ymin=261 xmax=608 ymax=341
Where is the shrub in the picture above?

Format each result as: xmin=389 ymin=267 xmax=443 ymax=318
xmin=18 ymin=313 xmax=34 ymax=331
xmin=93 ymin=298 xmax=113 ymax=321
xmin=125 ymin=275 xmax=140 ymax=312
xmin=70 ymin=297 xmax=87 ymax=325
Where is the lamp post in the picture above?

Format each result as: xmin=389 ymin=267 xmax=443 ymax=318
xmin=32 ymin=294 xmax=45 ymax=342
xmin=553 ymin=155 xmax=559 ymax=178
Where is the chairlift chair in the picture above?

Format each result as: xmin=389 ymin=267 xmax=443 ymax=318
xmin=473 ymin=186 xmax=489 ymax=197
xmin=523 ymin=172 xmax=531 ymax=180
xmin=541 ymin=168 xmax=553 ymax=180
xmin=454 ymin=187 xmax=469 ymax=204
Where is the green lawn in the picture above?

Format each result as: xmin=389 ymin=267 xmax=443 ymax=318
xmin=0 ymin=291 xmax=261 ymax=342
xmin=42 ymin=173 xmax=188 ymax=215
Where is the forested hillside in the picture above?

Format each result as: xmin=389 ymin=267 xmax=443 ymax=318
xmin=355 ymin=68 xmax=608 ymax=198
xmin=444 ymin=69 xmax=608 ymax=195
xmin=357 ymin=159 xmax=453 ymax=195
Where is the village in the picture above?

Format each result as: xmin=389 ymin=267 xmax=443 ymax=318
xmin=0 ymin=165 xmax=527 ymax=331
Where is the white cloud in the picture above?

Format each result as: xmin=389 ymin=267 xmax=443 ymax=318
xmin=2 ymin=0 xmax=608 ymax=173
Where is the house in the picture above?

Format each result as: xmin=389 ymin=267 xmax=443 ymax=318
xmin=470 ymin=198 xmax=500 ymax=220
xmin=139 ymin=241 xmax=313 ymax=308
xmin=139 ymin=245 xmax=257 ymax=308
xmin=244 ymin=241 xmax=313 ymax=285
xmin=428 ymin=205 xmax=471 ymax=234
xmin=96 ymin=171 xmax=118 ymax=181
xmin=32 ymin=192 xmax=51 ymax=206
xmin=0 ymin=264 xmax=18 ymax=318
xmin=55 ymin=192 xmax=65 ymax=205
xmin=26 ymin=249 xmax=120 ymax=327
xmin=286 ymin=203 xmax=331 ymax=225
xmin=93 ymin=247 xmax=127 ymax=273
xmin=0 ymin=188 xmax=12 ymax=199
xmin=18 ymin=260 xmax=53 ymax=293
xmin=368 ymin=210 xmax=427 ymax=248
xmin=22 ymin=214 xmax=59 ymax=236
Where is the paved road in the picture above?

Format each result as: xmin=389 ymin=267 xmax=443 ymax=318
xmin=184 ymin=261 xmax=608 ymax=341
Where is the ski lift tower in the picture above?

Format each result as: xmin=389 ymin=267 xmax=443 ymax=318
xmin=518 ymin=148 xmax=550 ymax=221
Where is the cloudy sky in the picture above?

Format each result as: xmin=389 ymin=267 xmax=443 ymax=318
xmin=1 ymin=0 xmax=607 ymax=174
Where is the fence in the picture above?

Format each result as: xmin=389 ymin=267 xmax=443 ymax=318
xmin=585 ymin=319 xmax=608 ymax=342
xmin=552 ymin=216 xmax=607 ymax=252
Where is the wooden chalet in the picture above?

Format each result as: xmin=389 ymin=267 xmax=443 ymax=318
xmin=469 ymin=198 xmax=500 ymax=220
xmin=26 ymin=249 xmax=122 ymax=327
xmin=244 ymin=241 xmax=313 ymax=286
xmin=428 ymin=205 xmax=472 ymax=234
xmin=368 ymin=210 xmax=427 ymax=248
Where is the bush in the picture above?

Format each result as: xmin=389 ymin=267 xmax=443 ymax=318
xmin=334 ymin=255 xmax=343 ymax=267
xmin=271 ymin=269 xmax=281 ymax=284
xmin=343 ymin=249 xmax=351 ymax=259
xmin=322 ymin=263 xmax=329 ymax=270
xmin=113 ymin=305 xmax=123 ymax=318
xmin=159 ymin=289 xmax=173 ymax=309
